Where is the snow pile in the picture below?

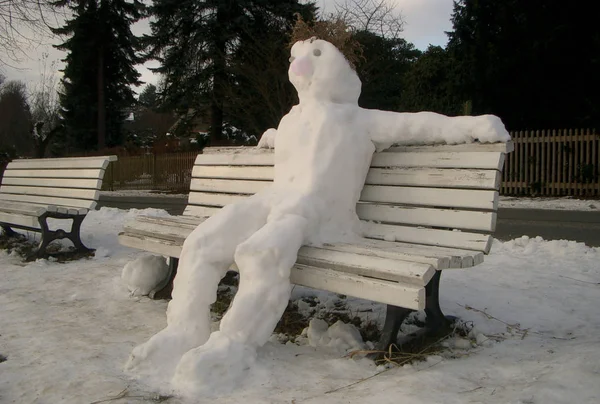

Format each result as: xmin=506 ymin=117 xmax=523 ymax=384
xmin=500 ymin=196 xmax=600 ymax=210
xmin=306 ymin=319 xmax=365 ymax=354
xmin=121 ymin=255 xmax=170 ymax=296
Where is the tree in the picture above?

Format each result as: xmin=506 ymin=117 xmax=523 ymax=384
xmin=0 ymin=1 xmax=62 ymax=67
xmin=52 ymin=0 xmax=144 ymax=151
xmin=401 ymin=45 xmax=463 ymax=115
xmin=29 ymin=53 xmax=63 ymax=157
xmin=0 ymin=80 xmax=33 ymax=156
xmin=332 ymin=0 xmax=404 ymax=40
xmin=353 ymin=30 xmax=420 ymax=111
xmin=448 ymin=0 xmax=600 ymax=129
xmin=145 ymin=0 xmax=316 ymax=143
xmin=138 ymin=83 xmax=158 ymax=109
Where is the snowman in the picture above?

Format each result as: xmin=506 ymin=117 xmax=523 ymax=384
xmin=126 ymin=38 xmax=510 ymax=394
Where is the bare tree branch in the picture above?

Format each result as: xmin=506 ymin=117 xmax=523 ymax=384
xmin=0 ymin=1 xmax=65 ymax=68
xmin=331 ymin=0 xmax=405 ymax=39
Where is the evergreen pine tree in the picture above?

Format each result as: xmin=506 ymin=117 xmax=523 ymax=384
xmin=52 ymin=0 xmax=144 ymax=151
xmin=146 ymin=0 xmax=316 ymax=143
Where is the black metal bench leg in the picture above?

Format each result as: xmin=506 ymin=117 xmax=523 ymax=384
xmin=368 ymin=304 xmax=412 ymax=359
xmin=67 ymin=215 xmax=94 ymax=253
xmin=1 ymin=224 xmax=17 ymax=237
xmin=149 ymin=257 xmax=179 ymax=300
xmin=424 ymin=271 xmax=454 ymax=332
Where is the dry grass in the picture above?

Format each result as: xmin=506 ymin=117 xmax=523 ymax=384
xmin=290 ymin=14 xmax=363 ymax=69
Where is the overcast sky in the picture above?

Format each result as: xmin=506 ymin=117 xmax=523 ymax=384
xmin=1 ymin=0 xmax=454 ymax=93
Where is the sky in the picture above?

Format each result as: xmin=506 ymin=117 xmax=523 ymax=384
xmin=0 ymin=0 xmax=454 ymax=94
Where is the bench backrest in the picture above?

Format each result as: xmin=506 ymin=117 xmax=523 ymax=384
xmin=0 ymin=156 xmax=117 ymax=210
xmin=183 ymin=144 xmax=512 ymax=254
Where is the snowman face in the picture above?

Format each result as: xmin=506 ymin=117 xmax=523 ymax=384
xmin=288 ymin=39 xmax=361 ymax=105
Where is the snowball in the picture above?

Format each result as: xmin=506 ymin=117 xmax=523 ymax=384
xmin=121 ymin=255 xmax=170 ymax=296
xmin=307 ymin=319 xmax=365 ymax=354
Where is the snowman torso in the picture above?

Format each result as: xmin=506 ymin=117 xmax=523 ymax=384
xmin=271 ymin=101 xmax=374 ymax=242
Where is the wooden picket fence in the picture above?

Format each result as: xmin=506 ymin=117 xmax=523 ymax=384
xmin=103 ymin=152 xmax=197 ymax=192
xmin=501 ymin=129 xmax=600 ymax=196
xmin=102 ymin=130 xmax=599 ymax=196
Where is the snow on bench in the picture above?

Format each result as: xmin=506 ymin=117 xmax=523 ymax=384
xmin=0 ymin=155 xmax=117 ymax=259
xmin=119 ymin=143 xmax=512 ymax=351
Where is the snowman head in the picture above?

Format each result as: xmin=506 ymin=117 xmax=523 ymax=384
xmin=289 ymin=38 xmax=361 ymax=105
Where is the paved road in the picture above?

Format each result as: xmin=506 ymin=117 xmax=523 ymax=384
xmin=98 ymin=195 xmax=600 ymax=247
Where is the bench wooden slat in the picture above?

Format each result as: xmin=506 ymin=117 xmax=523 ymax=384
xmin=183 ymin=205 xmax=221 ymax=217
xmin=0 ymin=193 xmax=97 ymax=210
xmin=290 ymin=264 xmax=425 ymax=310
xmin=0 ymin=177 xmax=103 ymax=190
xmin=0 ymin=185 xmax=99 ymax=201
xmin=203 ymin=142 xmax=514 ymax=156
xmin=362 ymin=222 xmax=493 ymax=254
xmin=195 ymin=150 xmax=505 ymax=170
xmin=356 ymin=204 xmax=496 ymax=232
xmin=0 ymin=211 xmax=40 ymax=229
xmin=123 ymin=217 xmax=481 ymax=270
xmin=386 ymin=141 xmax=514 ymax=153
xmin=6 ymin=156 xmax=114 ymax=170
xmin=167 ymin=208 xmax=493 ymax=253
xmin=316 ymin=241 xmax=484 ymax=269
xmin=183 ymin=194 xmax=494 ymax=232
xmin=0 ymin=201 xmax=47 ymax=216
xmin=187 ymin=185 xmax=498 ymax=211
xmin=191 ymin=165 xmax=500 ymax=190
xmin=123 ymin=220 xmax=445 ymax=274
xmin=47 ymin=206 xmax=89 ymax=215
xmin=4 ymin=169 xmax=106 ymax=179
xmin=117 ymin=232 xmax=425 ymax=310
xmin=190 ymin=179 xmax=271 ymax=195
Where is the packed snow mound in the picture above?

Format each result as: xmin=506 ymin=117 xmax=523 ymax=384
xmin=121 ymin=255 xmax=170 ymax=296
xmin=493 ymin=235 xmax=599 ymax=257
xmin=306 ymin=319 xmax=365 ymax=354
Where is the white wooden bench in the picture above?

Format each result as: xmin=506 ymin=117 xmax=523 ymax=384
xmin=118 ymin=143 xmax=512 ymax=351
xmin=0 ymin=155 xmax=117 ymax=259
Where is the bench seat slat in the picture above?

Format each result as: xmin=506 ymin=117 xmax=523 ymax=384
xmin=191 ymin=165 xmax=500 ymax=190
xmin=0 ymin=185 xmax=99 ymax=201
xmin=363 ymin=222 xmax=492 ymax=254
xmin=117 ymin=232 xmax=425 ymax=310
xmin=0 ymin=211 xmax=40 ymax=229
xmin=289 ymin=264 xmax=425 ymax=310
xmin=123 ymin=217 xmax=482 ymax=270
xmin=0 ymin=177 xmax=103 ymax=190
xmin=0 ymin=201 xmax=47 ymax=216
xmin=4 ymin=168 xmax=105 ymax=179
xmin=0 ymin=194 xmax=97 ymax=210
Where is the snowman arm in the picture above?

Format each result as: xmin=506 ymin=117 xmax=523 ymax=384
xmin=257 ymin=128 xmax=277 ymax=149
xmin=362 ymin=109 xmax=510 ymax=152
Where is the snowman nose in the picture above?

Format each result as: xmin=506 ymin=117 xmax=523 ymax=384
xmin=290 ymin=57 xmax=313 ymax=77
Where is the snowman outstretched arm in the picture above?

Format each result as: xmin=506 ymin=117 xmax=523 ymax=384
xmin=362 ymin=109 xmax=511 ymax=152
xmin=257 ymin=128 xmax=277 ymax=149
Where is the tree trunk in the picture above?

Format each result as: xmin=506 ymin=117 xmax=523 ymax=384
xmin=97 ymin=47 xmax=106 ymax=150
xmin=209 ymin=4 xmax=228 ymax=145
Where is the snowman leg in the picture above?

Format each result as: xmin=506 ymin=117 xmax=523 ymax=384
xmin=171 ymin=213 xmax=307 ymax=392
xmin=125 ymin=197 xmax=270 ymax=377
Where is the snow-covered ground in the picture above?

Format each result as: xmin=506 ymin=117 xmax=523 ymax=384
xmin=1 ymin=207 xmax=599 ymax=403
xmin=500 ymin=196 xmax=600 ymax=211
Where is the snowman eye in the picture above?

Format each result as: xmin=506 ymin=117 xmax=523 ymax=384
xmin=313 ymin=49 xmax=321 ymax=56
xmin=289 ymin=56 xmax=295 ymax=63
